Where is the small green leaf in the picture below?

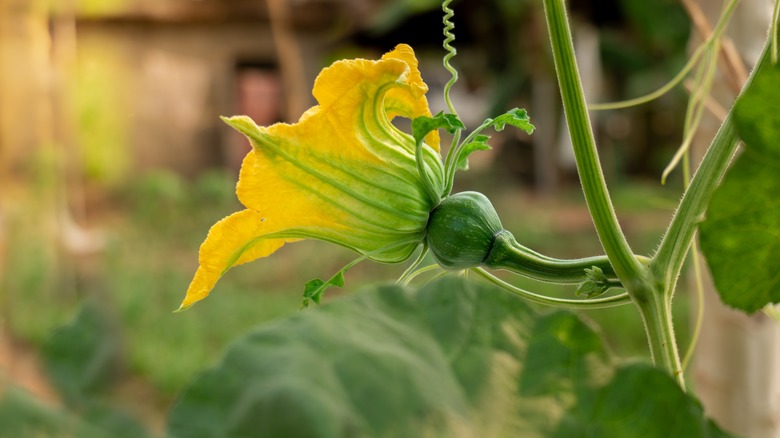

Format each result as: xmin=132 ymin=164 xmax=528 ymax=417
xmin=451 ymin=108 xmax=533 ymax=172
xmin=485 ymin=107 xmax=535 ymax=134
xmin=411 ymin=112 xmax=464 ymax=144
xmin=455 ymin=134 xmax=491 ymax=170
xmin=700 ymin=61 xmax=780 ymax=312
xmin=576 ymin=266 xmax=612 ymax=298
xmin=302 ymin=271 xmax=345 ymax=307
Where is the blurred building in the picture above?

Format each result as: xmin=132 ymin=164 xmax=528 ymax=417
xmin=0 ymin=0 xmax=382 ymax=184
xmin=1 ymin=0 xmax=693 ymax=192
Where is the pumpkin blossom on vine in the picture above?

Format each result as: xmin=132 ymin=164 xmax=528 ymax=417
xmin=179 ymin=44 xmax=445 ymax=310
xmin=176 ymin=0 xmax=626 ymax=334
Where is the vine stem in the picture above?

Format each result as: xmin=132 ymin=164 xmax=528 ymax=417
xmin=541 ymin=0 xmax=645 ymax=287
xmin=542 ymin=0 xmax=684 ymax=386
xmin=633 ymin=286 xmax=683 ymax=384
xmin=472 ymin=268 xmax=632 ymax=310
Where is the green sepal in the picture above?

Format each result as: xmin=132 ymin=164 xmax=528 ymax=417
xmin=412 ymin=112 xmax=464 ymax=145
xmin=455 ymin=134 xmax=491 ymax=170
xmin=302 ymin=271 xmax=345 ymax=307
xmin=485 ymin=108 xmax=535 ymax=134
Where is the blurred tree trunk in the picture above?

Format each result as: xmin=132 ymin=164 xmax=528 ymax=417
xmin=0 ymin=0 xmax=50 ymax=313
xmin=0 ymin=0 xmax=52 ymax=177
xmin=0 ymin=0 xmax=92 ymax=328
xmin=0 ymin=0 xmax=53 ymax=387
xmin=528 ymin=4 xmax=558 ymax=194
xmin=687 ymin=1 xmax=780 ymax=436
xmin=266 ymin=0 xmax=310 ymax=121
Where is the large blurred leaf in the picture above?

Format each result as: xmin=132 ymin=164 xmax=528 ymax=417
xmin=42 ymin=301 xmax=121 ymax=404
xmin=700 ymin=60 xmax=780 ymax=312
xmin=38 ymin=301 xmax=150 ymax=438
xmin=0 ymin=386 xmax=137 ymax=438
xmin=167 ymin=276 xmax=729 ymax=437
xmin=552 ymin=364 xmax=731 ymax=438
xmin=0 ymin=387 xmax=73 ymax=438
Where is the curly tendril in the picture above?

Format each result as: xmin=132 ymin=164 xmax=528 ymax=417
xmin=442 ymin=0 xmax=458 ymax=116
xmin=441 ymin=0 xmax=465 ymax=197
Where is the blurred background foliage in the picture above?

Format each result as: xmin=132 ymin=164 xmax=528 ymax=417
xmin=0 ymin=0 xmax=703 ymax=435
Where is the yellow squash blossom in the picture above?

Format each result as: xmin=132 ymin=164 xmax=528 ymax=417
xmin=179 ymin=44 xmax=444 ymax=310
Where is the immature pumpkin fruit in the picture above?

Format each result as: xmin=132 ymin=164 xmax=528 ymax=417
xmin=426 ymin=191 xmax=504 ymax=270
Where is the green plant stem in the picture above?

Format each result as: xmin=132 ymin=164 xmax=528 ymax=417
xmin=662 ymin=44 xmax=720 ymax=184
xmin=682 ymin=240 xmax=705 ymax=371
xmin=589 ymin=43 xmax=706 ymax=111
xmin=589 ymin=0 xmax=738 ymax=112
xmin=633 ymin=288 xmax=682 ymax=383
xmin=484 ymin=230 xmax=619 ymax=283
xmin=542 ymin=0 xmax=645 ymax=288
xmin=399 ymin=264 xmax=440 ymax=286
xmin=397 ymin=243 xmax=429 ymax=284
xmin=472 ymin=268 xmax=632 ymax=309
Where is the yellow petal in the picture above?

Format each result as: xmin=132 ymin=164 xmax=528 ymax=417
xmin=234 ymin=139 xmax=428 ymax=255
xmin=382 ymin=44 xmax=440 ymax=150
xmin=383 ymin=44 xmax=427 ymax=94
xmin=311 ymin=44 xmax=439 ymax=152
xmin=224 ymin=46 xmax=442 ymax=260
xmin=178 ymin=209 xmax=296 ymax=310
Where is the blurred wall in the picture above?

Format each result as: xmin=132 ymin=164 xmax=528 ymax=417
xmin=0 ymin=0 xmax=53 ymax=178
xmin=1 ymin=0 xmax=358 ymax=188
xmin=75 ymin=19 xmax=278 ymax=180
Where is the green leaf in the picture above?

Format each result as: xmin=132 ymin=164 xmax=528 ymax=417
xmin=411 ymin=112 xmax=464 ymax=145
xmin=552 ymin=363 xmax=732 ymax=438
xmin=455 ymin=134 xmax=491 ymax=170
xmin=302 ymin=271 xmax=345 ymax=307
xmin=700 ymin=61 xmax=780 ymax=312
xmin=168 ymin=277 xmax=730 ymax=438
xmin=485 ymin=107 xmax=535 ymax=134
